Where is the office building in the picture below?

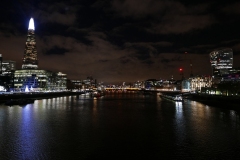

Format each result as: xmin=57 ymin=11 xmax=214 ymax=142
xmin=2 ymin=60 xmax=16 ymax=75
xmin=0 ymin=58 xmax=16 ymax=91
xmin=210 ymin=48 xmax=233 ymax=76
xmin=14 ymin=70 xmax=67 ymax=91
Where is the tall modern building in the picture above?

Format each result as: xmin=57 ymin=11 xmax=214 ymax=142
xmin=22 ymin=18 xmax=38 ymax=69
xmin=13 ymin=17 xmax=67 ymax=91
xmin=209 ymin=48 xmax=233 ymax=76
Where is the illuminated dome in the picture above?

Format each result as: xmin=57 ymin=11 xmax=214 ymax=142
xmin=28 ymin=18 xmax=35 ymax=30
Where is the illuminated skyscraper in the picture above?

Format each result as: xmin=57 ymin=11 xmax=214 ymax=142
xmin=13 ymin=18 xmax=67 ymax=91
xmin=209 ymin=48 xmax=233 ymax=76
xmin=22 ymin=18 xmax=38 ymax=69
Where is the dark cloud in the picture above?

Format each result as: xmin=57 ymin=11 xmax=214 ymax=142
xmin=151 ymin=14 xmax=215 ymax=34
xmin=45 ymin=47 xmax=68 ymax=55
xmin=161 ymin=58 xmax=170 ymax=64
xmin=111 ymin=0 xmax=166 ymax=18
xmin=99 ymin=59 xmax=109 ymax=63
xmin=223 ymin=2 xmax=240 ymax=14
xmin=120 ymin=57 xmax=131 ymax=64
xmin=111 ymin=0 xmax=215 ymax=34
xmin=232 ymin=43 xmax=240 ymax=53
xmin=0 ymin=0 xmax=240 ymax=83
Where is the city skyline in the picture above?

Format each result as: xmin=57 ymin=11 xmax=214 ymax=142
xmin=1 ymin=0 xmax=240 ymax=83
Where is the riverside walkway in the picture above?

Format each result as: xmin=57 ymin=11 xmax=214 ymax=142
xmin=0 ymin=91 xmax=84 ymax=103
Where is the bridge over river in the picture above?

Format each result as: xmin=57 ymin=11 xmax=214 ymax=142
xmin=104 ymin=87 xmax=191 ymax=96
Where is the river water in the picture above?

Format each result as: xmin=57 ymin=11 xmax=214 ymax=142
xmin=0 ymin=91 xmax=239 ymax=160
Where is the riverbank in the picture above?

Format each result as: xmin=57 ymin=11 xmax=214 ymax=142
xmin=189 ymin=94 xmax=240 ymax=111
xmin=0 ymin=91 xmax=84 ymax=104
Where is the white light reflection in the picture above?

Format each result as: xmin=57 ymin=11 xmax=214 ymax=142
xmin=174 ymin=101 xmax=185 ymax=145
xmin=42 ymin=99 xmax=47 ymax=109
xmin=92 ymin=96 xmax=99 ymax=127
xmin=229 ymin=110 xmax=240 ymax=129
xmin=175 ymin=101 xmax=183 ymax=120
xmin=63 ymin=96 xmax=67 ymax=108
xmin=16 ymin=103 xmax=37 ymax=159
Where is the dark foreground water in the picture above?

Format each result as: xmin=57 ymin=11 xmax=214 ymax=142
xmin=0 ymin=92 xmax=240 ymax=160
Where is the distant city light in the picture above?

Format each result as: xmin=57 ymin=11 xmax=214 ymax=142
xmin=28 ymin=18 xmax=35 ymax=30
xmin=25 ymin=85 xmax=29 ymax=92
xmin=0 ymin=86 xmax=6 ymax=91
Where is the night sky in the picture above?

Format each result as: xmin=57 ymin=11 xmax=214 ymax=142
xmin=1 ymin=0 xmax=240 ymax=84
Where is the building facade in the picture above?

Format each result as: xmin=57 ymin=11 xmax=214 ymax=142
xmin=210 ymin=48 xmax=233 ymax=77
xmin=0 ymin=58 xmax=16 ymax=91
xmin=14 ymin=70 xmax=67 ymax=91
xmin=189 ymin=76 xmax=212 ymax=91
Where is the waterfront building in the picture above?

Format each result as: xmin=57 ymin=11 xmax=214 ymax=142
xmin=14 ymin=70 xmax=52 ymax=91
xmin=210 ymin=48 xmax=233 ymax=77
xmin=209 ymin=48 xmax=240 ymax=84
xmin=132 ymin=81 xmax=144 ymax=89
xmin=218 ymin=68 xmax=240 ymax=82
xmin=71 ymin=80 xmax=83 ymax=90
xmin=0 ymin=74 xmax=14 ymax=91
xmin=162 ymin=79 xmax=175 ymax=88
xmin=144 ymin=79 xmax=179 ymax=90
xmin=13 ymin=17 xmax=67 ymax=91
xmin=189 ymin=76 xmax=212 ymax=92
xmin=14 ymin=70 xmax=67 ymax=91
xmin=82 ymin=76 xmax=97 ymax=89
xmin=69 ymin=77 xmax=98 ymax=91
xmin=144 ymin=79 xmax=161 ymax=89
xmin=56 ymin=72 xmax=67 ymax=91
xmin=181 ymin=79 xmax=191 ymax=92
xmin=0 ymin=58 xmax=16 ymax=91
xmin=219 ymin=73 xmax=240 ymax=82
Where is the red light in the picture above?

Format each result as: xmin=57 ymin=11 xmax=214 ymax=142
xmin=179 ymin=68 xmax=183 ymax=71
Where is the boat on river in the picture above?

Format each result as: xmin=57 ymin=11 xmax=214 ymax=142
xmin=160 ymin=94 xmax=183 ymax=102
xmin=93 ymin=90 xmax=105 ymax=97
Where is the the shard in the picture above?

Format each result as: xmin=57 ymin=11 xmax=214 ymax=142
xmin=22 ymin=18 xmax=38 ymax=69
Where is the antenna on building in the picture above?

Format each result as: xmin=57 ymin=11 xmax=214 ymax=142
xmin=190 ymin=59 xmax=193 ymax=77
xmin=185 ymin=52 xmax=193 ymax=77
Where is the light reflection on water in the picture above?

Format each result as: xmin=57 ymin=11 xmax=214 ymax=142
xmin=0 ymin=94 xmax=240 ymax=159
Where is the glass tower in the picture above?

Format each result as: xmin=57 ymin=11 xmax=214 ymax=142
xmin=22 ymin=18 xmax=38 ymax=69
xmin=209 ymin=48 xmax=233 ymax=76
